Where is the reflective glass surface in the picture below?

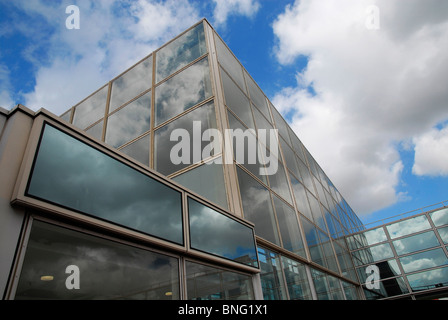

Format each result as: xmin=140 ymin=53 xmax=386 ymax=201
xmin=393 ymin=231 xmax=440 ymax=256
xmin=188 ymin=198 xmax=258 ymax=267
xmin=363 ymin=227 xmax=388 ymax=246
xmin=173 ymin=158 xmax=228 ymax=209
xmin=119 ymin=134 xmax=150 ymax=166
xmin=155 ymin=57 xmax=212 ymax=126
xmin=387 ymin=215 xmax=432 ymax=239
xmin=73 ymin=85 xmax=108 ymax=130
xmin=186 ymin=261 xmax=254 ymax=300
xmin=215 ymin=34 xmax=246 ymax=93
xmin=237 ymin=167 xmax=280 ymax=246
xmin=400 ymin=248 xmax=448 ymax=273
xmin=357 ymin=259 xmax=401 ymax=284
xmin=431 ymin=208 xmax=448 ymax=227
xmin=273 ymin=195 xmax=306 ymax=257
xmin=289 ymin=174 xmax=313 ymax=221
xmin=281 ymin=256 xmax=312 ymax=300
xmin=85 ymin=120 xmax=103 ymax=141
xmin=154 ymin=101 xmax=218 ymax=176
xmin=268 ymin=162 xmax=292 ymax=204
xmin=27 ymin=124 xmax=183 ymax=244
xmin=156 ymin=23 xmax=206 ymax=83
xmin=407 ymin=266 xmax=448 ymax=292
xmin=221 ymin=68 xmax=254 ymax=129
xmin=245 ymin=71 xmax=270 ymax=120
xmin=105 ymin=91 xmax=151 ymax=148
xmin=109 ymin=56 xmax=152 ymax=112
xmin=258 ymin=247 xmax=287 ymax=300
xmin=15 ymin=221 xmax=180 ymax=300
xmin=438 ymin=227 xmax=448 ymax=244
xmin=312 ymin=269 xmax=344 ymax=300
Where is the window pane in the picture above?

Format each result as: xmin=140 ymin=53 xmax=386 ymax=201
xmin=258 ymin=247 xmax=287 ymax=300
xmin=188 ymin=198 xmax=258 ymax=267
xmin=110 ymin=57 xmax=152 ymax=112
xmin=85 ymin=120 xmax=103 ymax=141
xmin=393 ymin=231 xmax=440 ymax=256
xmin=387 ymin=215 xmax=432 ymax=239
xmin=400 ymin=248 xmax=448 ymax=273
xmin=273 ymin=195 xmax=306 ymax=258
xmin=186 ymin=261 xmax=254 ymax=300
xmin=431 ymin=208 xmax=448 ymax=227
xmin=357 ymin=259 xmax=401 ymax=284
xmin=237 ymin=167 xmax=280 ymax=246
xmin=156 ymin=23 xmax=206 ymax=83
xmin=407 ymin=267 xmax=448 ymax=292
xmin=154 ymin=101 xmax=218 ymax=176
xmin=119 ymin=134 xmax=150 ymax=166
xmin=27 ymin=124 xmax=183 ymax=244
xmin=362 ymin=227 xmax=388 ymax=246
xmin=173 ymin=158 xmax=227 ymax=209
xmin=281 ymin=256 xmax=313 ymax=300
xmin=438 ymin=227 xmax=448 ymax=244
xmin=221 ymin=68 xmax=254 ymax=129
xmin=155 ymin=57 xmax=212 ymax=126
xmin=245 ymin=71 xmax=270 ymax=120
xmin=73 ymin=85 xmax=108 ymax=130
xmin=15 ymin=221 xmax=180 ymax=300
xmin=105 ymin=91 xmax=151 ymax=148
xmin=268 ymin=162 xmax=292 ymax=204
xmin=290 ymin=174 xmax=313 ymax=221
xmin=215 ymin=34 xmax=246 ymax=93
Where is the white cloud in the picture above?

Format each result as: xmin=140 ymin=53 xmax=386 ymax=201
xmin=413 ymin=124 xmax=448 ymax=177
xmin=272 ymin=0 xmax=448 ymax=215
xmin=212 ymin=0 xmax=260 ymax=26
xmin=12 ymin=0 xmax=201 ymax=115
xmin=0 ymin=64 xmax=15 ymax=109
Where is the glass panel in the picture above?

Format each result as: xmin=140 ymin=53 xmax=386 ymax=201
xmin=60 ymin=110 xmax=71 ymax=123
xmin=27 ymin=124 xmax=183 ymax=244
xmin=273 ymin=195 xmax=306 ymax=258
xmin=393 ymin=231 xmax=440 ymax=256
xmin=109 ymin=56 xmax=152 ymax=112
xmin=258 ymin=247 xmax=287 ymax=300
xmin=378 ymin=277 xmax=409 ymax=297
xmin=268 ymin=162 xmax=292 ymax=204
xmin=15 ymin=221 xmax=180 ymax=300
xmin=438 ymin=227 xmax=448 ymax=244
xmin=387 ymin=215 xmax=432 ymax=239
xmin=154 ymin=101 xmax=218 ymax=176
xmin=173 ymin=158 xmax=228 ymax=209
xmin=431 ymin=208 xmax=448 ymax=227
xmin=215 ymin=34 xmax=246 ymax=93
xmin=296 ymin=157 xmax=314 ymax=191
xmin=245 ymin=71 xmax=270 ymax=120
xmin=85 ymin=120 xmax=103 ymax=141
xmin=400 ymin=248 xmax=448 ymax=273
xmin=156 ymin=23 xmax=206 ymax=83
xmin=73 ymin=85 xmax=108 ymax=129
xmin=363 ymin=227 xmax=388 ymax=246
xmin=221 ymin=68 xmax=254 ymax=129
xmin=155 ymin=57 xmax=212 ymax=126
xmin=281 ymin=256 xmax=313 ymax=300
xmin=105 ymin=91 xmax=151 ymax=148
xmin=252 ymin=105 xmax=274 ymax=149
xmin=119 ymin=134 xmax=150 ymax=166
xmin=237 ymin=167 xmax=280 ymax=246
xmin=290 ymin=174 xmax=313 ymax=221
xmin=357 ymin=259 xmax=401 ymax=284
xmin=188 ymin=198 xmax=258 ymax=267
xmin=271 ymin=106 xmax=291 ymax=146
xmin=186 ymin=261 xmax=254 ymax=300
xmin=407 ymin=266 xmax=448 ymax=292
xmin=343 ymin=282 xmax=360 ymax=300
xmin=309 ymin=194 xmax=327 ymax=232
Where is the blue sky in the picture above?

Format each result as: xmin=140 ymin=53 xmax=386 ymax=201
xmin=1 ymin=0 xmax=448 ymax=226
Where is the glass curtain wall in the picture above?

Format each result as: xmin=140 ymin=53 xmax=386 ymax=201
xmin=348 ymin=207 xmax=448 ymax=299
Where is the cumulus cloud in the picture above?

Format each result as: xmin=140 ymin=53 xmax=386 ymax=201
xmin=212 ymin=0 xmax=260 ymax=26
xmin=9 ymin=0 xmax=201 ymax=115
xmin=272 ymin=0 xmax=448 ymax=215
xmin=413 ymin=124 xmax=448 ymax=177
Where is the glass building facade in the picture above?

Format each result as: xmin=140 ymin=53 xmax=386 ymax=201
xmin=1 ymin=19 xmax=447 ymax=301
xmin=348 ymin=206 xmax=448 ymax=300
